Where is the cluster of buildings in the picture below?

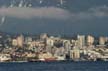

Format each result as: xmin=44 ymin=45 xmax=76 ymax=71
xmin=0 ymin=33 xmax=108 ymax=62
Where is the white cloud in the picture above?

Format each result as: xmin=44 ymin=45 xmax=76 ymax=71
xmin=0 ymin=7 xmax=71 ymax=20
xmin=0 ymin=6 xmax=108 ymax=21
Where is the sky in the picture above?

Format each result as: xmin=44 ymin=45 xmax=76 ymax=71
xmin=0 ymin=0 xmax=108 ymax=36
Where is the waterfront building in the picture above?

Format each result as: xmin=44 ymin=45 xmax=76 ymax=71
xmin=0 ymin=54 xmax=11 ymax=62
xmin=70 ymin=48 xmax=80 ymax=60
xmin=87 ymin=35 xmax=94 ymax=46
xmin=38 ymin=52 xmax=53 ymax=59
xmin=54 ymin=47 xmax=65 ymax=56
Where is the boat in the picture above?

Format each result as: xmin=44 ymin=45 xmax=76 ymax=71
xmin=44 ymin=58 xmax=57 ymax=62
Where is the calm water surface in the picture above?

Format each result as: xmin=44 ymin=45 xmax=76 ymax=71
xmin=0 ymin=61 xmax=108 ymax=71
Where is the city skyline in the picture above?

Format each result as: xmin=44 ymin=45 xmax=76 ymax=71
xmin=0 ymin=1 xmax=108 ymax=71
xmin=0 ymin=32 xmax=108 ymax=62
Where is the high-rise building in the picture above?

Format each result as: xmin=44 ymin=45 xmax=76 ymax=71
xmin=77 ymin=35 xmax=85 ymax=48
xmin=63 ymin=40 xmax=71 ymax=54
xmin=40 ymin=33 xmax=48 ymax=40
xmin=12 ymin=39 xmax=17 ymax=46
xmin=99 ymin=37 xmax=106 ymax=45
xmin=25 ymin=37 xmax=32 ymax=44
xmin=46 ymin=37 xmax=54 ymax=46
xmin=87 ymin=35 xmax=94 ymax=46
xmin=17 ymin=35 xmax=24 ymax=47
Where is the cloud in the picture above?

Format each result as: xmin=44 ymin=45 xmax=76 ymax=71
xmin=0 ymin=7 xmax=71 ymax=20
xmin=0 ymin=6 xmax=108 ymax=21
xmin=88 ymin=5 xmax=108 ymax=17
xmin=73 ymin=5 xmax=108 ymax=20
xmin=63 ymin=5 xmax=108 ymax=21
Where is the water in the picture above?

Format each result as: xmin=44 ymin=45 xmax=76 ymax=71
xmin=0 ymin=61 xmax=108 ymax=71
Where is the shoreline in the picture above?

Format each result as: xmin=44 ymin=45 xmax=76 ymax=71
xmin=1 ymin=60 xmax=107 ymax=63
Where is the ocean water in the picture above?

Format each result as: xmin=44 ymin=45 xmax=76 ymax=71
xmin=0 ymin=61 xmax=108 ymax=71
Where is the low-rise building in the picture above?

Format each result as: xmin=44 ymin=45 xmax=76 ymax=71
xmin=0 ymin=54 xmax=11 ymax=62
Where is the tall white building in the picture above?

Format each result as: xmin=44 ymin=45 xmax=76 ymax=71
xmin=99 ymin=37 xmax=106 ymax=45
xmin=12 ymin=39 xmax=18 ymax=46
xmin=77 ymin=35 xmax=85 ymax=48
xmin=17 ymin=35 xmax=24 ymax=47
xmin=87 ymin=35 xmax=94 ymax=46
xmin=46 ymin=38 xmax=54 ymax=47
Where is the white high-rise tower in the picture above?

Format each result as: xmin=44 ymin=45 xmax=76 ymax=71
xmin=77 ymin=35 xmax=85 ymax=48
